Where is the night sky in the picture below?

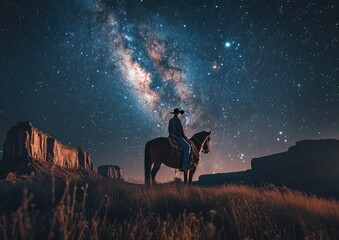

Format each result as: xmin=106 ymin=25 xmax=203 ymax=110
xmin=1 ymin=0 xmax=338 ymax=181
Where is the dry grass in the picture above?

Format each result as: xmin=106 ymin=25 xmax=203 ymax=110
xmin=0 ymin=177 xmax=338 ymax=240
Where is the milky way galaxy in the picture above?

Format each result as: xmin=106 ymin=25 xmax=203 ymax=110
xmin=1 ymin=0 xmax=338 ymax=181
xmin=100 ymin=6 xmax=199 ymax=125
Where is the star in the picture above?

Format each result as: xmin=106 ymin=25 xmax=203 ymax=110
xmin=224 ymin=41 xmax=231 ymax=48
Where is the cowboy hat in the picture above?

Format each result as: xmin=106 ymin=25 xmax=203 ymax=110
xmin=170 ymin=108 xmax=185 ymax=114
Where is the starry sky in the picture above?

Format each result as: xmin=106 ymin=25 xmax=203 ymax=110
xmin=1 ymin=0 xmax=338 ymax=181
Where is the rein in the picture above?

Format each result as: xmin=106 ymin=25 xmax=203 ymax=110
xmin=192 ymin=136 xmax=205 ymax=152
xmin=190 ymin=135 xmax=208 ymax=164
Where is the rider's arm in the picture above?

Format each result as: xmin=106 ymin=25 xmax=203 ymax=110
xmin=177 ymin=119 xmax=187 ymax=139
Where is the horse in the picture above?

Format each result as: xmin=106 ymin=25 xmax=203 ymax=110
xmin=144 ymin=131 xmax=211 ymax=186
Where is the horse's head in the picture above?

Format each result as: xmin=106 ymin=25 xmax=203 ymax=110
xmin=191 ymin=131 xmax=212 ymax=154
xmin=202 ymin=131 xmax=211 ymax=154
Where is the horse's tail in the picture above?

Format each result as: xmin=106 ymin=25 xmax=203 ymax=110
xmin=144 ymin=141 xmax=152 ymax=186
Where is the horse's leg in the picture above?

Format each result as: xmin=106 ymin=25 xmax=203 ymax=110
xmin=151 ymin=162 xmax=162 ymax=186
xmin=188 ymin=167 xmax=196 ymax=186
xmin=144 ymin=142 xmax=152 ymax=187
xmin=184 ymin=171 xmax=188 ymax=185
xmin=145 ymin=162 xmax=152 ymax=187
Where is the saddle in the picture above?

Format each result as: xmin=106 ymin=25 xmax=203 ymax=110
xmin=168 ymin=135 xmax=196 ymax=171
xmin=168 ymin=135 xmax=182 ymax=150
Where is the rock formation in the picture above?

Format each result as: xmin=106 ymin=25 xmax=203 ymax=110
xmin=251 ymin=139 xmax=339 ymax=190
xmin=98 ymin=165 xmax=122 ymax=179
xmin=199 ymin=139 xmax=339 ymax=195
xmin=2 ymin=121 xmax=92 ymax=171
xmin=252 ymin=139 xmax=339 ymax=176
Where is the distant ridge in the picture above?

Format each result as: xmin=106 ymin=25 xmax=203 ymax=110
xmin=198 ymin=139 xmax=339 ymax=196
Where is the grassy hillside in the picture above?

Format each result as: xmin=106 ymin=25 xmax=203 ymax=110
xmin=0 ymin=174 xmax=338 ymax=239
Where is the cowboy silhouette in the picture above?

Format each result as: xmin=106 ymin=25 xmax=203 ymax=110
xmin=168 ymin=108 xmax=191 ymax=170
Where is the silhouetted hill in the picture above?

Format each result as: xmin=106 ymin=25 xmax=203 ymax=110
xmin=199 ymin=139 xmax=339 ymax=197
xmin=0 ymin=180 xmax=338 ymax=239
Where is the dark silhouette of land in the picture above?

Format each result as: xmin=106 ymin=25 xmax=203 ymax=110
xmin=199 ymin=139 xmax=339 ymax=197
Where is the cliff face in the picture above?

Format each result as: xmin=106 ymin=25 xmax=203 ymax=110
xmin=251 ymin=139 xmax=339 ymax=179
xmin=198 ymin=139 xmax=339 ymax=195
xmin=2 ymin=122 xmax=91 ymax=170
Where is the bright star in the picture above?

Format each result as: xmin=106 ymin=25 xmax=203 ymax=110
xmin=212 ymin=62 xmax=218 ymax=69
xmin=224 ymin=42 xmax=231 ymax=48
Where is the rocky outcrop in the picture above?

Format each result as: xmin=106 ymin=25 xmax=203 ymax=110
xmin=2 ymin=121 xmax=92 ymax=170
xmin=98 ymin=165 xmax=122 ymax=179
xmin=250 ymin=139 xmax=339 ymax=191
xmin=251 ymin=139 xmax=339 ymax=179
xmin=198 ymin=139 xmax=339 ymax=195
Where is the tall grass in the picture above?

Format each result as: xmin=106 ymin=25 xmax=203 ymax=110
xmin=0 ymin=178 xmax=338 ymax=239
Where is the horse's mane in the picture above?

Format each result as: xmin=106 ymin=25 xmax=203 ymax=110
xmin=191 ymin=131 xmax=210 ymax=141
